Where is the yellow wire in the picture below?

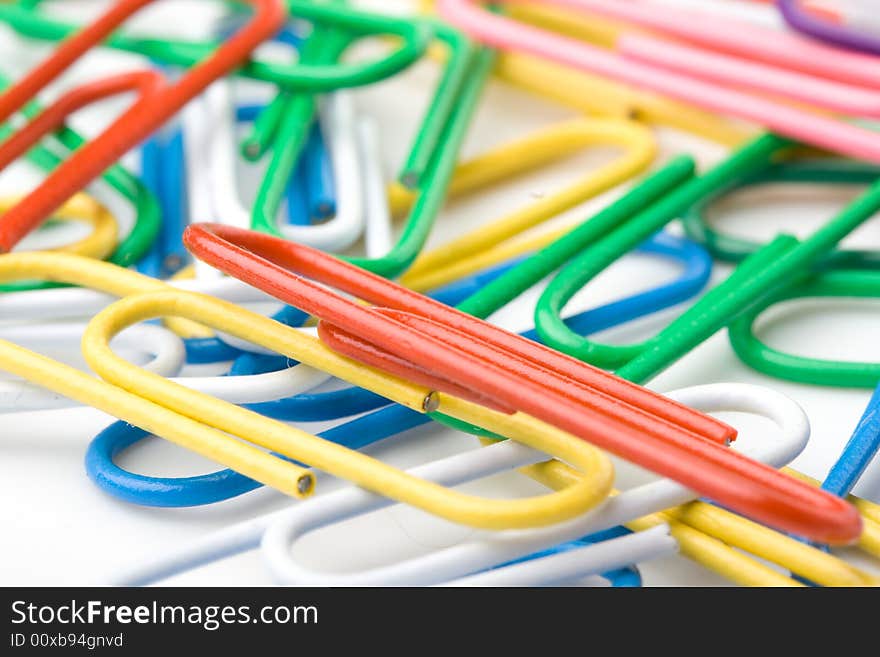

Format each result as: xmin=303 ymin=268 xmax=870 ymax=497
xmin=0 ymin=193 xmax=118 ymax=259
xmin=628 ymin=511 xmax=802 ymax=587
xmin=663 ymin=502 xmax=878 ymax=587
xmin=81 ymin=288 xmax=616 ymax=529
xmin=506 ymin=2 xmax=631 ymax=47
xmin=400 ymin=117 xmax=656 ymax=290
xmin=785 ymin=468 xmax=880 ymax=560
xmin=415 ymin=222 xmax=577 ymax=295
xmin=0 ymin=251 xmax=615 ymax=529
xmin=519 ymin=439 xmax=877 ymax=586
xmin=493 ymin=52 xmax=754 ymax=148
xmin=387 ymin=117 xmax=644 ymax=219
xmin=0 ymin=339 xmax=316 ymax=498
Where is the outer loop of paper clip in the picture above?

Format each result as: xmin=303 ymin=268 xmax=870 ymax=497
xmin=86 ymin=405 xmax=429 ymax=508
xmin=682 ymin=159 xmax=880 ymax=268
xmin=728 ymin=269 xmax=880 ymax=388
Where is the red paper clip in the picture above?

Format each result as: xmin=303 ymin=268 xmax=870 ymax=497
xmin=183 ymin=223 xmax=863 ymax=545
xmin=0 ymin=0 xmax=286 ymax=253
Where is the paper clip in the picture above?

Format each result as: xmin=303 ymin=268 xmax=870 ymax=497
xmin=728 ymin=266 xmax=879 ymax=388
xmin=108 ymin=383 xmax=807 ymax=586
xmin=0 ymin=1 xmax=430 ymax=90
xmin=494 ymin=0 xmax=880 ymax=91
xmin=682 ymin=159 xmax=880 ymax=269
xmin=0 ymin=0 xmax=289 ymax=254
xmin=234 ymin=90 xmax=371 ymax=253
xmin=210 ymin=22 xmax=337 ymax=226
xmin=201 ymin=227 xmax=707 ymax=423
xmin=182 ymin=222 xmax=861 ymax=543
xmin=437 ymin=0 xmax=880 ymax=163
xmin=0 ymin=73 xmax=160 ymax=288
xmin=777 ymin=0 xmax=880 ymax=55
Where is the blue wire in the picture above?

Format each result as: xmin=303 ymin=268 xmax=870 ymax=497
xmin=490 ymin=525 xmax=643 ymax=587
xmin=137 ymin=126 xmax=188 ymax=278
xmin=822 ymin=384 xmax=880 ymax=500
xmin=234 ymin=104 xmax=263 ymax=123
xmin=303 ymin=121 xmax=336 ymax=221
xmin=794 ymin=383 xmax=880 ymax=585
xmin=273 ymin=26 xmax=302 ymax=48
xmin=286 ymin=148 xmax=312 ymax=226
xmin=158 ymin=128 xmax=189 ymax=276
xmin=136 ymin=137 xmax=164 ymax=278
xmin=86 ymin=403 xmax=428 ymax=507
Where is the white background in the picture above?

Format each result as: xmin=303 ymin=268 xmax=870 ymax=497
xmin=0 ymin=0 xmax=877 ymax=586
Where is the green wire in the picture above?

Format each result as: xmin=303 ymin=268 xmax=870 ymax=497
xmin=250 ymin=25 xmax=351 ymax=236
xmin=397 ymin=21 xmax=476 ymax=189
xmin=343 ymin=45 xmax=493 ymax=279
xmin=0 ymin=1 xmax=431 ymax=90
xmin=534 ymin=133 xmax=790 ymax=370
xmin=248 ymin=20 xmax=487 ymax=280
xmin=523 ymin=132 xmax=880 ymax=387
xmin=728 ymin=268 xmax=880 ymax=388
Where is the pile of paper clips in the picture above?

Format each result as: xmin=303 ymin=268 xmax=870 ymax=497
xmin=0 ymin=0 xmax=878 ymax=588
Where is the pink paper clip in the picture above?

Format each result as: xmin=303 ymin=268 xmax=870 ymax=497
xmin=438 ymin=0 xmax=880 ymax=163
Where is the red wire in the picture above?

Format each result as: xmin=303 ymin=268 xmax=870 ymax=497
xmin=0 ymin=72 xmax=163 ymax=172
xmin=183 ymin=223 xmax=863 ymax=545
xmin=0 ymin=0 xmax=286 ymax=253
